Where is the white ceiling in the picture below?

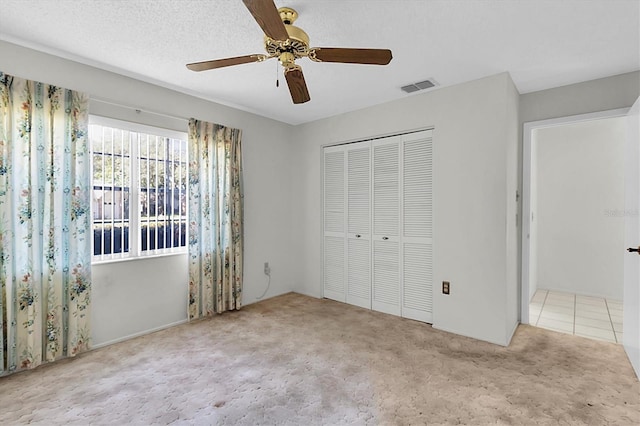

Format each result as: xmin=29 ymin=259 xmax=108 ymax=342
xmin=1 ymin=0 xmax=638 ymax=125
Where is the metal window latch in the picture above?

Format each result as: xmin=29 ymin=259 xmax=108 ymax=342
xmin=355 ymin=234 xmax=361 ymax=238
xmin=382 ymin=236 xmax=389 ymax=240
xmin=628 ymin=246 xmax=640 ymax=254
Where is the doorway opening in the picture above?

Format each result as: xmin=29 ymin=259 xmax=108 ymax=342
xmin=521 ymin=108 xmax=629 ymax=343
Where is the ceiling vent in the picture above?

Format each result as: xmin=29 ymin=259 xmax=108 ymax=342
xmin=401 ymin=78 xmax=438 ymax=94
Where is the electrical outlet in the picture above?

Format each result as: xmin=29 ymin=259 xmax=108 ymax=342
xmin=442 ymin=281 xmax=450 ymax=295
xmin=264 ymin=262 xmax=270 ymax=275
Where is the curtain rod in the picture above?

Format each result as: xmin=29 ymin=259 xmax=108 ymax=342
xmin=90 ymin=96 xmax=189 ymax=123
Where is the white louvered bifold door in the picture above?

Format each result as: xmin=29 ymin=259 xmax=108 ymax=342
xmin=401 ymin=130 xmax=433 ymax=322
xmin=323 ymin=130 xmax=433 ymax=323
xmin=323 ymin=146 xmax=346 ymax=302
xmin=371 ymin=137 xmax=401 ymax=316
xmin=346 ymin=144 xmax=371 ymax=308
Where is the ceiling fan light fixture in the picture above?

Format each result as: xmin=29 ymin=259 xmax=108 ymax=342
xmin=279 ymin=51 xmax=296 ymax=68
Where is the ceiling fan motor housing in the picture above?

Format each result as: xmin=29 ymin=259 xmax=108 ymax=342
xmin=265 ymin=26 xmax=309 ymax=56
xmin=265 ymin=7 xmax=310 ymax=67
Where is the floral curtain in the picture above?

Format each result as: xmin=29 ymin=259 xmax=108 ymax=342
xmin=0 ymin=72 xmax=91 ymax=375
xmin=188 ymin=119 xmax=243 ymax=319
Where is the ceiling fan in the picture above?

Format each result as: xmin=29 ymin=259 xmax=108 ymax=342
xmin=186 ymin=0 xmax=393 ymax=104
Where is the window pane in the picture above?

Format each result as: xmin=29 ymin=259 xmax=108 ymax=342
xmin=138 ymin=135 xmax=187 ymax=253
xmin=90 ymin=124 xmax=131 ymax=256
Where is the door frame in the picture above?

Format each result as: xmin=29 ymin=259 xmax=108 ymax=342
xmin=520 ymin=107 xmax=630 ymax=324
xmin=623 ymin=97 xmax=640 ymax=377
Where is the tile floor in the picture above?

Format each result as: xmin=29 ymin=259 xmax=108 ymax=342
xmin=529 ymin=290 xmax=622 ymax=344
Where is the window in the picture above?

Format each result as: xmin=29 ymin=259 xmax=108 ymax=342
xmin=89 ymin=116 xmax=188 ymax=260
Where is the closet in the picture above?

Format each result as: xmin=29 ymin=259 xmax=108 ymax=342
xmin=323 ymin=129 xmax=433 ymax=323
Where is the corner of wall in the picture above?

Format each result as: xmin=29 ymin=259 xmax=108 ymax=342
xmin=288 ymin=124 xmax=323 ymax=298
xmin=505 ymin=72 xmax=522 ymax=340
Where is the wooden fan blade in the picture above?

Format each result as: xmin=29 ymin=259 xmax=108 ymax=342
xmin=186 ymin=54 xmax=266 ymax=71
xmin=242 ymin=0 xmax=289 ymax=41
xmin=310 ymin=48 xmax=393 ymax=65
xmin=284 ymin=67 xmax=310 ymax=104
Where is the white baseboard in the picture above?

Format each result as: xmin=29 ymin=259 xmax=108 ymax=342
xmin=432 ymin=324 xmax=511 ymax=347
xmin=290 ymin=290 xmax=322 ymax=299
xmin=91 ymin=319 xmax=188 ymax=350
xmin=243 ymin=289 xmax=297 ymax=307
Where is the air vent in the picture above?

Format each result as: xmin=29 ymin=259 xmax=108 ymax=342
xmin=401 ymin=78 xmax=438 ymax=94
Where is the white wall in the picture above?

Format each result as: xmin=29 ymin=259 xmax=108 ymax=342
xmin=0 ymin=41 xmax=296 ymax=347
xmin=92 ymin=255 xmax=188 ymax=347
xmin=520 ymin=72 xmax=640 ymax=125
xmin=292 ymin=73 xmax=520 ymax=346
xmin=533 ymin=118 xmax=626 ymax=299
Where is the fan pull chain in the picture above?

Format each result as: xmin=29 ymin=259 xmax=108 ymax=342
xmin=275 ymin=61 xmax=280 ymax=88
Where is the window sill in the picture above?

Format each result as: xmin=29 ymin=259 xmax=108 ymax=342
xmin=92 ymin=250 xmax=187 ymax=265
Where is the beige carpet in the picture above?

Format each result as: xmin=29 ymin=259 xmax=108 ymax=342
xmin=1 ymin=292 xmax=638 ymax=425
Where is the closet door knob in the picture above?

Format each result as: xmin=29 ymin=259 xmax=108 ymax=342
xmin=382 ymin=236 xmax=389 ymax=240
xmin=628 ymin=246 xmax=640 ymax=254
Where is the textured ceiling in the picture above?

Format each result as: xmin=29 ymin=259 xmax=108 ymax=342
xmin=0 ymin=0 xmax=638 ymax=125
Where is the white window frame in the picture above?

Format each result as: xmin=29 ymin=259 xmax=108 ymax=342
xmin=89 ymin=115 xmax=188 ymax=263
